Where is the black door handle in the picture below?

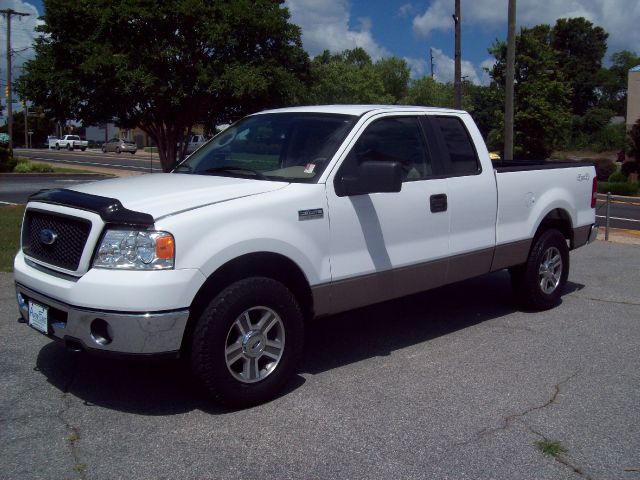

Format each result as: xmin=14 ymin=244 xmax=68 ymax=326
xmin=430 ymin=193 xmax=447 ymax=213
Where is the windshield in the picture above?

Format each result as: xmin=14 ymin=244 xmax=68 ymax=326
xmin=174 ymin=113 xmax=357 ymax=182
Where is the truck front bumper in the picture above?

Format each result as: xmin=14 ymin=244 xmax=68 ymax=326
xmin=16 ymin=282 xmax=189 ymax=356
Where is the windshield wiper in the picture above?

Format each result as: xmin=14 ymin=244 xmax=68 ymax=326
xmin=204 ymin=166 xmax=267 ymax=180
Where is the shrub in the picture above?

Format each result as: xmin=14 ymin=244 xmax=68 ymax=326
xmin=597 ymin=181 xmax=639 ymax=196
xmin=608 ymin=171 xmax=628 ymax=183
xmin=591 ymin=157 xmax=616 ymax=181
xmin=621 ymin=161 xmax=640 ymax=176
xmin=12 ymin=160 xmax=54 ymax=173
xmin=0 ymin=146 xmax=17 ymax=172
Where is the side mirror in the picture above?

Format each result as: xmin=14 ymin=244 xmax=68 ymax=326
xmin=338 ymin=160 xmax=403 ymax=196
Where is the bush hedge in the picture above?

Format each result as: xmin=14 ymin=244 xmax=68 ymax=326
xmin=608 ymin=171 xmax=628 ymax=183
xmin=597 ymin=181 xmax=639 ymax=196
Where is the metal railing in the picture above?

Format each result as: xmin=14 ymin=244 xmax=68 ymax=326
xmin=596 ymin=192 xmax=640 ymax=241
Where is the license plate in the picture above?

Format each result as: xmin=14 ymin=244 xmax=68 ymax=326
xmin=28 ymin=301 xmax=49 ymax=334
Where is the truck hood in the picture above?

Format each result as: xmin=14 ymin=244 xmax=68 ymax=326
xmin=69 ymin=173 xmax=288 ymax=220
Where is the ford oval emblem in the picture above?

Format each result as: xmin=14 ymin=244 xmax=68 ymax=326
xmin=39 ymin=229 xmax=58 ymax=246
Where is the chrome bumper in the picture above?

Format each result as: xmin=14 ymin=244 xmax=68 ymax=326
xmin=15 ymin=283 xmax=189 ymax=355
xmin=588 ymin=224 xmax=599 ymax=244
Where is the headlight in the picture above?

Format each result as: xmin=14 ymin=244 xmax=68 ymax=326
xmin=93 ymin=230 xmax=175 ymax=270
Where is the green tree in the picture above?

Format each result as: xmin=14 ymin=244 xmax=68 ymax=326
xmin=306 ymin=48 xmax=394 ymax=104
xmin=402 ymin=76 xmax=453 ymax=107
xmin=490 ymin=25 xmax=572 ymax=159
xmin=374 ymin=57 xmax=410 ymax=103
xmin=551 ymin=17 xmax=608 ymax=115
xmin=597 ymin=50 xmax=640 ymax=115
xmin=19 ymin=0 xmax=310 ymax=171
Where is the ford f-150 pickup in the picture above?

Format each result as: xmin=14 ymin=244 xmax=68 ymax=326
xmin=14 ymin=105 xmax=598 ymax=407
xmin=52 ymin=135 xmax=88 ymax=151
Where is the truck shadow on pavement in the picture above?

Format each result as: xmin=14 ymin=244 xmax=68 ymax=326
xmin=35 ymin=270 xmax=584 ymax=415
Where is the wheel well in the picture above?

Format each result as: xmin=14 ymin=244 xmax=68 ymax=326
xmin=535 ymin=209 xmax=573 ymax=245
xmin=181 ymin=252 xmax=314 ymax=352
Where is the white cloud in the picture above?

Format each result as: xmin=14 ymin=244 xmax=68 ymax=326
xmin=430 ymin=47 xmax=481 ymax=85
xmin=398 ymin=3 xmax=416 ymax=18
xmin=480 ymin=58 xmax=496 ymax=85
xmin=404 ymin=57 xmax=428 ymax=78
xmin=285 ymin=0 xmax=388 ymax=60
xmin=412 ymin=0 xmax=640 ymax=57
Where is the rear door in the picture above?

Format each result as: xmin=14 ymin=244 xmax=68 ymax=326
xmin=424 ymin=114 xmax=497 ymax=282
xmin=323 ymin=114 xmax=450 ymax=315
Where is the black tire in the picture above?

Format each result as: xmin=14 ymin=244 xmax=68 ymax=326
xmin=67 ymin=143 xmax=73 ymax=151
xmin=130 ymin=151 xmax=136 ymax=155
xmin=190 ymin=277 xmax=304 ymax=408
xmin=116 ymin=147 xmax=121 ymax=154
xmin=55 ymin=143 xmax=60 ymax=150
xmin=510 ymin=229 xmax=569 ymax=310
xmin=101 ymin=146 xmax=107 ymax=153
xmin=81 ymin=147 xmax=86 ymax=151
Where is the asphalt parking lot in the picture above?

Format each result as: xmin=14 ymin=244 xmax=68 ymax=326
xmin=1 ymin=241 xmax=638 ymax=480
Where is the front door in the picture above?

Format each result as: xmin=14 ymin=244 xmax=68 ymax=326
xmin=324 ymin=114 xmax=450 ymax=315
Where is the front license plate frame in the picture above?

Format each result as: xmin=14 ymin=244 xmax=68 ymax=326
xmin=28 ymin=301 xmax=49 ymax=334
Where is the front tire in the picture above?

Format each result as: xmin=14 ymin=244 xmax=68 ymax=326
xmin=190 ymin=277 xmax=304 ymax=408
xmin=510 ymin=229 xmax=569 ymax=310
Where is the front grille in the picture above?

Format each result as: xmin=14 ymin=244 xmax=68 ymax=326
xmin=22 ymin=210 xmax=92 ymax=271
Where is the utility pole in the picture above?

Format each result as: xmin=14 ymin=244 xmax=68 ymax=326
xmin=504 ymin=0 xmax=516 ymax=161
xmin=23 ymin=98 xmax=28 ymax=148
xmin=430 ymin=48 xmax=435 ymax=79
xmin=1 ymin=8 xmax=30 ymax=153
xmin=453 ymin=0 xmax=461 ymax=109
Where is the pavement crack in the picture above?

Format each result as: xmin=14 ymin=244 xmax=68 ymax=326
xmin=453 ymin=372 xmax=595 ymax=479
xmin=570 ymin=294 xmax=640 ymax=307
xmin=56 ymin=357 xmax=87 ymax=480
xmin=454 ymin=371 xmax=580 ymax=448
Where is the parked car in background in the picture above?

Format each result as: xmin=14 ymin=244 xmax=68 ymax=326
xmin=52 ymin=135 xmax=88 ymax=151
xmin=179 ymin=134 xmax=210 ymax=155
xmin=102 ymin=138 xmax=137 ymax=154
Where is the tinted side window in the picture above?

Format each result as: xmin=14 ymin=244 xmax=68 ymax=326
xmin=435 ymin=116 xmax=480 ymax=175
xmin=344 ymin=117 xmax=432 ymax=181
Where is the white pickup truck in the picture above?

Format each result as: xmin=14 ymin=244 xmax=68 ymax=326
xmin=14 ymin=105 xmax=597 ymax=407
xmin=51 ymin=135 xmax=88 ymax=151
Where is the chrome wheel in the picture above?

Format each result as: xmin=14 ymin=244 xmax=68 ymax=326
xmin=224 ymin=306 xmax=285 ymax=384
xmin=539 ymin=246 xmax=562 ymax=294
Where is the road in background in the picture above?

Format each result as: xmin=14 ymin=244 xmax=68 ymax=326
xmin=14 ymin=148 xmax=162 ymax=173
xmin=596 ymin=194 xmax=640 ymax=231
xmin=0 ymin=174 xmax=110 ymax=204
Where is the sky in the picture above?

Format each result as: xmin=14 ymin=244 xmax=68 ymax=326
xmin=1 ymin=0 xmax=639 ymax=119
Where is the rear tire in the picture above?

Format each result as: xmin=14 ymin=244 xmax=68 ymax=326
xmin=67 ymin=143 xmax=72 ymax=151
xmin=116 ymin=147 xmax=121 ymax=154
xmin=190 ymin=277 xmax=304 ymax=408
xmin=510 ymin=229 xmax=569 ymax=310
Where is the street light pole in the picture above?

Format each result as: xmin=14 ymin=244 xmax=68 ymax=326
xmin=1 ymin=8 xmax=30 ymax=154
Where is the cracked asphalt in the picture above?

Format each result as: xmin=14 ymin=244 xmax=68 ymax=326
xmin=1 ymin=241 xmax=639 ymax=479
